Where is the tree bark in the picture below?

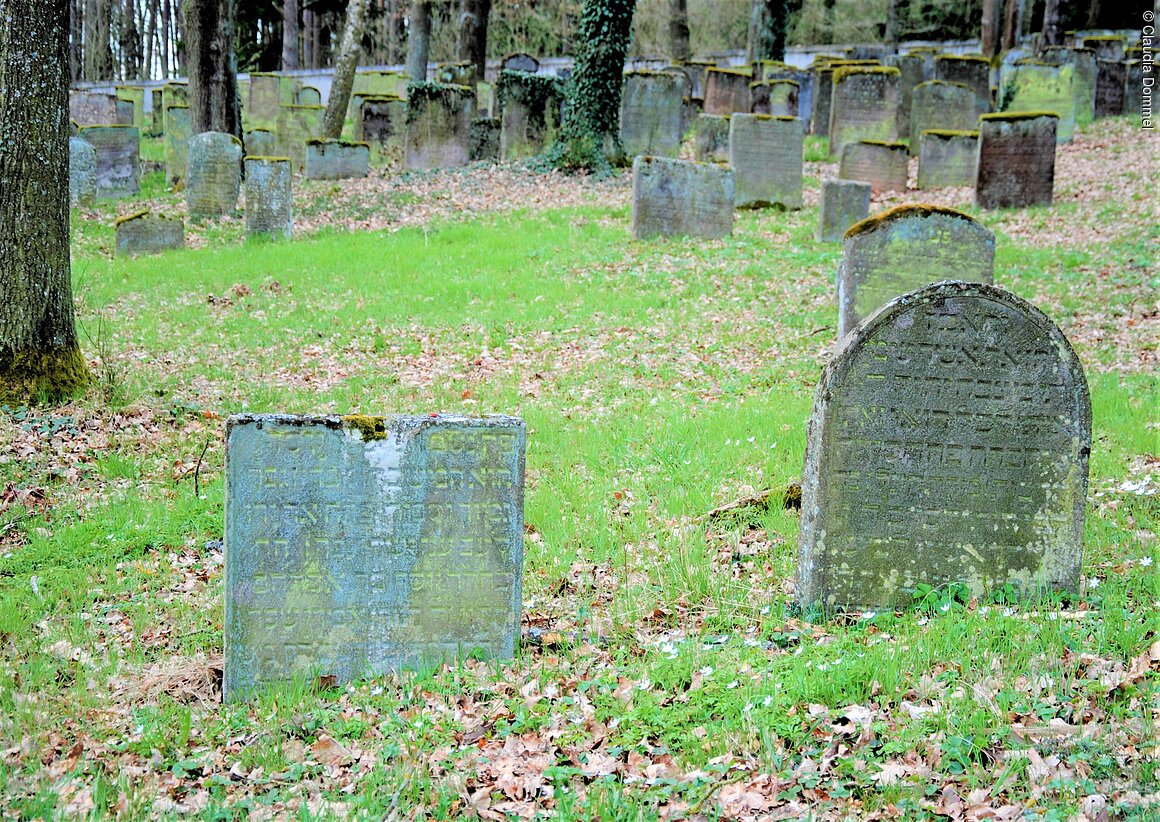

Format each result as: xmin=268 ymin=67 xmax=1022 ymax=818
xmin=386 ymin=0 xmax=401 ymax=64
xmin=456 ymin=0 xmax=490 ymax=84
xmin=1085 ymin=0 xmax=1101 ymax=29
xmin=669 ymin=0 xmax=690 ymax=62
xmin=1001 ymin=0 xmax=1021 ymax=50
xmin=981 ymin=0 xmax=1001 ymax=58
xmin=884 ymin=0 xmax=899 ymax=46
xmin=303 ymin=3 xmax=315 ymax=67
xmin=405 ymin=0 xmax=431 ymax=83
xmin=186 ymin=0 xmax=240 ymax=136
xmin=322 ymin=0 xmax=370 ymax=138
xmin=1041 ymin=0 xmax=1062 ymax=47
xmin=161 ymin=0 xmax=171 ymax=76
xmin=84 ymin=0 xmax=115 ymax=80
xmin=122 ymin=0 xmax=142 ymax=78
xmin=747 ymin=0 xmax=787 ymax=63
xmin=0 ymin=0 xmax=91 ymax=403
xmin=282 ymin=0 xmax=300 ymax=70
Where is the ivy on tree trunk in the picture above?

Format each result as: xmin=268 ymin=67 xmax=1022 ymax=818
xmin=0 ymin=0 xmax=91 ymax=403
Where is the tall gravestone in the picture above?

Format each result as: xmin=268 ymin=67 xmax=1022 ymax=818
xmin=836 ymin=205 xmax=995 ymax=338
xmin=934 ymin=55 xmax=992 ymax=111
xmin=244 ymin=156 xmax=293 ymax=240
xmin=917 ymin=130 xmax=978 ymax=189
xmin=817 ymin=179 xmax=871 ymax=242
xmin=186 ymin=132 xmax=243 ymax=217
xmin=631 ymin=156 xmax=734 ymax=240
xmin=703 ymin=68 xmax=752 ymax=115
xmin=797 ymin=281 xmax=1091 ymax=611
xmin=761 ymin=65 xmax=812 ymax=131
xmin=909 ymin=81 xmax=987 ymax=154
xmin=115 ymin=211 xmax=186 ymax=256
xmin=811 ymin=59 xmax=881 ymax=137
xmin=149 ymin=89 xmax=164 ymax=136
xmin=1093 ymin=59 xmax=1127 ymax=117
xmin=498 ymin=71 xmax=564 ymax=161
xmin=406 ymin=84 xmax=477 ymax=169
xmin=620 ymin=70 xmax=686 ymax=159
xmin=69 ymin=136 xmax=97 ymax=207
xmin=828 ymin=67 xmax=901 ymax=156
xmin=891 ymin=53 xmax=928 ymax=138
xmin=224 ymin=414 xmax=526 ymax=700
xmin=1002 ymin=61 xmax=1076 ymax=141
xmin=78 ymin=125 xmax=140 ymax=199
xmin=1039 ymin=47 xmax=1097 ymax=125
xmin=1124 ymin=61 xmax=1143 ymax=117
xmin=975 ymin=112 xmax=1058 ymax=209
xmin=728 ymin=114 xmax=803 ymax=210
xmin=838 ymin=140 xmax=908 ymax=195
xmin=276 ymin=104 xmax=326 ymax=171
xmin=115 ymin=86 xmax=146 ymax=130
xmin=164 ymin=105 xmax=192 ymax=184
xmin=161 ymin=83 xmax=189 ymax=133
xmin=248 ymin=73 xmax=282 ymax=130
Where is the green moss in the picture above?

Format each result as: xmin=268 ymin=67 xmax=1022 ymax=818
xmin=936 ymin=54 xmax=988 ymax=64
xmin=0 ymin=343 xmax=92 ymax=405
xmin=750 ymin=79 xmax=799 ymax=89
xmin=114 ymin=210 xmax=152 ymax=226
xmin=858 ymin=139 xmax=907 ymax=149
xmin=832 ymin=66 xmax=901 ymax=84
xmin=78 ymin=124 xmax=138 ymax=132
xmin=707 ymin=67 xmax=752 ymax=78
xmin=843 ymin=203 xmax=977 ymax=239
xmin=1080 ymin=35 xmax=1125 ymax=42
xmin=921 ymin=129 xmax=978 ymax=138
xmin=243 ymin=155 xmax=292 ymax=163
xmin=305 ymin=138 xmax=371 ymax=148
xmin=979 ymin=111 xmax=1059 ymax=122
xmin=915 ymin=79 xmax=976 ymax=93
xmin=342 ymin=414 xmax=388 ymax=441
xmin=284 ymin=104 xmax=325 ymax=111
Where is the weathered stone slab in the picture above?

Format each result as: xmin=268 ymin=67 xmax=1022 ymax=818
xmin=749 ymin=80 xmax=799 ymax=117
xmin=828 ymin=67 xmax=901 ymax=156
xmin=891 ymin=53 xmax=928 ymax=139
xmin=164 ymin=105 xmax=192 ymax=184
xmin=811 ymin=59 xmax=882 ymax=137
xmin=1080 ymin=34 xmax=1126 ymax=61
xmin=353 ymin=70 xmax=408 ymax=100
xmin=682 ymin=60 xmax=715 ymax=100
xmin=276 ymin=104 xmax=325 ymax=171
xmin=149 ymin=89 xmax=164 ymax=136
xmin=304 ymin=139 xmax=371 ymax=179
xmin=838 ymin=140 xmax=908 ymax=195
xmin=1001 ymin=61 xmax=1075 ymax=142
xmin=469 ymin=117 xmax=501 ymax=162
xmin=631 ymin=156 xmax=734 ymax=240
xmin=1124 ymin=61 xmax=1144 ymax=117
xmin=760 ymin=66 xmax=812 ymax=130
xmin=975 ymin=112 xmax=1057 ymax=209
xmin=1039 ymin=47 xmax=1097 ymax=125
xmin=909 ymin=80 xmax=988 ymax=155
xmin=115 ymin=211 xmax=185 ymax=256
xmin=498 ymin=71 xmax=564 ymax=161
xmin=620 ymin=70 xmax=686 ymax=159
xmin=69 ymin=136 xmax=97 ymax=207
xmin=694 ymin=114 xmax=731 ymax=163
xmin=78 ymin=125 xmax=140 ymax=199
xmin=186 ymin=132 xmax=243 ymax=217
xmin=244 ymin=156 xmax=293 ymax=240
xmin=1093 ymin=59 xmax=1126 ymax=117
xmin=797 ymin=281 xmax=1091 ymax=611
xmin=245 ymin=129 xmax=277 ymax=157
xmin=115 ymin=86 xmax=146 ymax=130
xmin=916 ymin=129 xmax=978 ymax=189
xmin=501 ymin=53 xmax=539 ymax=74
xmin=405 ymin=84 xmax=476 ymax=169
xmin=223 ymin=414 xmax=526 ymax=700
xmin=817 ymin=179 xmax=870 ymax=242
xmin=297 ymin=86 xmax=323 ymax=106
xmin=704 ymin=68 xmax=752 ymax=115
xmin=837 ymin=205 xmax=995 ymax=337
xmin=729 ymin=114 xmax=802 ymax=209
xmin=161 ymin=82 xmax=189 ymax=130
xmin=248 ymin=73 xmax=281 ymax=131
xmin=436 ymin=62 xmax=474 ymax=85
xmin=69 ymin=91 xmax=126 ymax=126
xmin=934 ymin=54 xmax=992 ymax=111
xmin=355 ymin=96 xmax=407 ymax=149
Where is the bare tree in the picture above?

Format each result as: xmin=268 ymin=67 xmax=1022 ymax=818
xmin=406 ymin=0 xmax=431 ymax=83
xmin=186 ymin=0 xmax=240 ymax=135
xmin=322 ymin=0 xmax=371 ymax=138
xmin=282 ymin=0 xmax=300 ymax=69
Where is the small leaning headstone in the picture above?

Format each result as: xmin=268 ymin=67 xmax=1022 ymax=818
xmin=631 ymin=156 xmax=734 ymax=240
xmin=817 ymin=179 xmax=870 ymax=242
xmin=115 ymin=211 xmax=185 ymax=256
xmin=244 ymin=156 xmax=293 ymax=240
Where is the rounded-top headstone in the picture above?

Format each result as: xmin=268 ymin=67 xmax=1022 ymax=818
xmin=186 ymin=131 xmax=243 ymax=217
xmin=798 ymin=281 xmax=1091 ymax=612
xmin=68 ymin=136 xmax=97 ymax=207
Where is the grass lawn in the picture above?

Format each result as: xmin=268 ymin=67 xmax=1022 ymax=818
xmin=0 ymin=118 xmax=1156 ymax=819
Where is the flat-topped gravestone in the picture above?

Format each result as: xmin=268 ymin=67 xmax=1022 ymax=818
xmin=694 ymin=114 xmax=731 ymax=162
xmin=149 ymin=89 xmax=164 ymax=135
xmin=164 ymin=105 xmax=192 ymax=184
xmin=1093 ymin=59 xmax=1126 ymax=117
xmin=703 ymin=68 xmax=751 ymax=115
xmin=975 ymin=112 xmax=1057 ymax=209
xmin=1080 ymin=35 xmax=1126 ymax=61
xmin=909 ymin=80 xmax=988 ymax=155
xmin=305 ymin=139 xmax=371 ymax=179
xmin=828 ymin=66 xmax=901 ymax=156
xmin=631 ymin=156 xmax=734 ymax=240
xmin=917 ymin=129 xmax=978 ymax=189
xmin=619 ymin=70 xmax=686 ymax=159
xmin=837 ymin=205 xmax=995 ymax=338
xmin=729 ymin=114 xmax=803 ymax=210
xmin=276 ymin=104 xmax=325 ymax=171
xmin=224 ymin=414 xmax=526 ymax=700
xmin=934 ymin=55 xmax=992 ymax=111
xmin=115 ymin=86 xmax=146 ymax=130
xmin=406 ymin=84 xmax=476 ymax=169
xmin=244 ymin=156 xmax=293 ymax=240
xmin=1040 ymin=47 xmax=1097 ymax=125
xmin=838 ymin=140 xmax=908 ymax=195
xmin=78 ymin=125 xmax=140 ymax=199
xmin=749 ymin=80 xmax=798 ymax=117
xmin=69 ymin=91 xmax=126 ymax=126
xmin=245 ymin=129 xmax=277 ymax=157
xmin=817 ymin=179 xmax=870 ymax=242
xmin=1001 ymin=61 xmax=1076 ymax=142
xmin=498 ymin=71 xmax=564 ymax=161
xmin=356 ymin=96 xmax=407 ymax=149
xmin=186 ymin=131 xmax=243 ymax=217
xmin=115 ymin=211 xmax=185 ymax=256
xmin=69 ymin=136 xmax=97 ymax=207
xmin=760 ymin=65 xmax=812 ymax=130
xmin=798 ymin=281 xmax=1091 ymax=612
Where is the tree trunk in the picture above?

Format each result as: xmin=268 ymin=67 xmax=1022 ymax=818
xmin=303 ymin=4 xmax=315 ymax=67
xmin=186 ymin=0 xmax=240 ymax=136
xmin=1041 ymin=0 xmax=1062 ymax=47
xmin=456 ymin=0 xmax=490 ymax=84
xmin=161 ymin=0 xmax=171 ymax=76
xmin=282 ymin=0 xmax=300 ymax=70
xmin=122 ymin=0 xmax=141 ymax=78
xmin=405 ymin=0 xmax=431 ymax=83
xmin=70 ymin=0 xmax=83 ymax=81
xmin=1085 ymin=0 xmax=1101 ymax=29
xmin=175 ymin=0 xmax=186 ymax=73
xmin=747 ymin=0 xmax=787 ymax=63
xmin=669 ymin=0 xmax=690 ymax=61
xmin=981 ymin=0 xmax=1001 ymax=58
xmin=84 ymin=0 xmax=114 ymax=80
xmin=1001 ymin=0 xmax=1021 ymax=50
xmin=0 ymin=0 xmax=91 ymax=403
xmin=386 ymin=0 xmax=401 ymax=64
xmin=322 ymin=0 xmax=370 ymax=138
xmin=884 ymin=0 xmax=898 ymax=46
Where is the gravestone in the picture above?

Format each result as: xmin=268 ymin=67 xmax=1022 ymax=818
xmin=683 ymin=59 xmax=716 ymax=100
xmin=245 ymin=129 xmax=277 ymax=157
xmin=353 ymin=70 xmax=408 ymax=101
xmin=164 ymin=105 xmax=192 ymax=184
xmin=761 ymin=66 xmax=812 ymax=130
xmin=247 ymin=73 xmax=281 ymax=131
xmin=305 ymin=139 xmax=371 ymax=179
xmin=1124 ymin=61 xmax=1143 ymax=117
xmin=501 ymin=53 xmax=539 ymax=74
xmin=749 ymin=80 xmax=799 ymax=117
xmin=115 ymin=86 xmax=146 ymax=130
xmin=406 ymin=84 xmax=476 ymax=169
xmin=836 ymin=205 xmax=995 ymax=337
xmin=1039 ymin=47 xmax=1097 ymax=125
xmin=69 ymin=136 xmax=97 ymax=207
xmin=631 ymin=156 xmax=734 ymax=240
xmin=469 ymin=118 xmax=501 ymax=162
xmin=115 ymin=211 xmax=185 ymax=256
xmin=244 ymin=156 xmax=293 ymax=240
xmin=934 ymin=55 xmax=992 ymax=111
xmin=78 ymin=125 xmax=140 ymax=199
xmin=694 ymin=114 xmax=731 ymax=163
xmin=975 ymin=112 xmax=1058 ymax=209
xmin=838 ymin=140 xmax=908 ymax=194
xmin=297 ymin=86 xmax=323 ymax=106
xmin=161 ymin=83 xmax=189 ymax=133
xmin=149 ymin=89 xmax=164 ymax=135
xmin=703 ymin=68 xmax=752 ymax=115
xmin=1093 ymin=59 xmax=1126 ymax=117
xmin=620 ymin=70 xmax=686 ymax=159
xmin=909 ymin=80 xmax=988 ymax=154
xmin=916 ymin=129 xmax=978 ymax=189
xmin=891 ymin=53 xmax=928 ymax=138
xmin=355 ymin=96 xmax=407 ymax=149
xmin=728 ymin=115 xmax=802 ymax=209
xmin=436 ymin=62 xmax=474 ymax=85
xmin=276 ymin=104 xmax=325 ymax=171
xmin=498 ymin=71 xmax=564 ymax=161
xmin=223 ymin=414 xmax=526 ymax=700
xmin=817 ymin=179 xmax=870 ymax=242
xmin=797 ymin=281 xmax=1091 ymax=611
xmin=278 ymin=76 xmax=303 ymax=106
xmin=69 ymin=91 xmax=125 ymax=126
xmin=1001 ymin=61 xmax=1076 ymax=142
xmin=811 ymin=59 xmax=881 ymax=137
xmin=828 ymin=67 xmax=901 ymax=156
xmin=186 ymin=132 xmax=243 ymax=217
xmin=1080 ymin=35 xmax=1126 ymax=60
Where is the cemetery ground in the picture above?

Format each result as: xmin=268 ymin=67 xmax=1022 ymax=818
xmin=1 ymin=118 xmax=1157 ymax=819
